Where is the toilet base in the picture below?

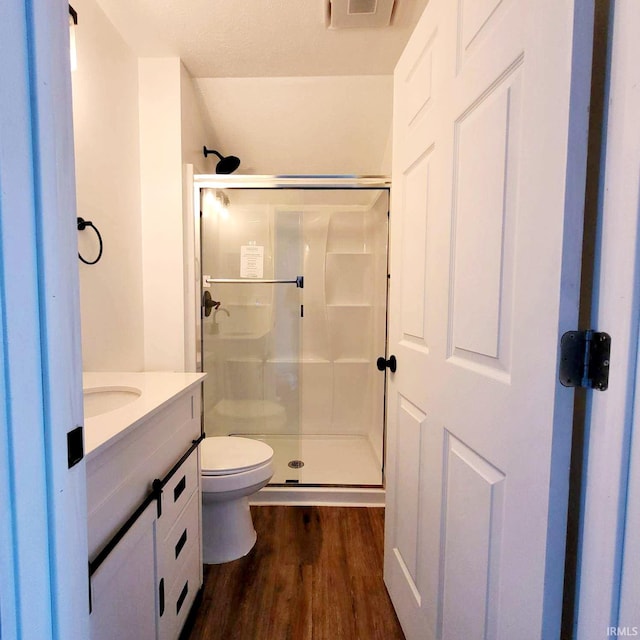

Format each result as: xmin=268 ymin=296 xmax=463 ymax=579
xmin=202 ymin=494 xmax=257 ymax=564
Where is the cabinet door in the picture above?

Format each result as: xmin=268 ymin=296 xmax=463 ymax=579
xmin=90 ymin=503 xmax=157 ymax=640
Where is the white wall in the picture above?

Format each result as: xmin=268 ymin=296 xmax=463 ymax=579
xmin=139 ymin=59 xmax=215 ymax=371
xmin=180 ymin=64 xmax=213 ymax=174
xmin=195 ymin=76 xmax=393 ymax=175
xmin=180 ymin=64 xmax=213 ymax=370
xmin=72 ymin=0 xmax=144 ymax=371
xmin=73 ymin=2 xmax=213 ymax=373
xmin=138 ymin=58 xmax=185 ymax=371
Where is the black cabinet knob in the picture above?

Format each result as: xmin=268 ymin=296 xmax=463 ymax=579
xmin=376 ymin=355 xmax=397 ymax=373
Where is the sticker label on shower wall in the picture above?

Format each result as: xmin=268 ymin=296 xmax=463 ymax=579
xmin=240 ymin=245 xmax=264 ymax=278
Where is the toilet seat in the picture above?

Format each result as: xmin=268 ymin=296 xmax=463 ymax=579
xmin=201 ymin=436 xmax=273 ymax=476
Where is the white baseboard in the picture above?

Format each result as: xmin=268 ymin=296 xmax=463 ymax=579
xmin=250 ymin=485 xmax=385 ymax=507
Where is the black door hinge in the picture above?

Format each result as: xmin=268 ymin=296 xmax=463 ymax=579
xmin=67 ymin=426 xmax=84 ymax=468
xmin=559 ymin=330 xmax=611 ymax=390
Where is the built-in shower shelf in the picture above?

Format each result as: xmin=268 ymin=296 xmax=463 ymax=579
xmin=325 ymin=252 xmax=374 ymax=306
xmin=334 ymin=358 xmax=371 ymax=364
xmin=326 ymin=304 xmax=372 ymax=361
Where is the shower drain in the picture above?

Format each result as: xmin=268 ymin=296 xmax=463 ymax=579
xmin=288 ymin=459 xmax=305 ymax=469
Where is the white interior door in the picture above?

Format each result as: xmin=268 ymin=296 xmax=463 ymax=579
xmin=0 ymin=2 xmax=88 ymax=639
xmin=384 ymin=1 xmax=594 ymax=638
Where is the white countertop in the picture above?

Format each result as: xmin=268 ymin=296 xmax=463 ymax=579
xmin=83 ymin=371 xmax=206 ymax=460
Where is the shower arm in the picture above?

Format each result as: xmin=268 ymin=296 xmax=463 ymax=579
xmin=206 ymin=276 xmax=304 ymax=288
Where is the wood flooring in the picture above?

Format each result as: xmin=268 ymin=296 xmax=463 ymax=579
xmin=185 ymin=506 xmax=405 ymax=640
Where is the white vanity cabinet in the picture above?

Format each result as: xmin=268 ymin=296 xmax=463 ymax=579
xmin=85 ymin=372 xmax=205 ymax=640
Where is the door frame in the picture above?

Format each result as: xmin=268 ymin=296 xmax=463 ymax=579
xmin=0 ymin=1 xmax=89 ymax=638
xmin=575 ymin=0 xmax=640 ymax=635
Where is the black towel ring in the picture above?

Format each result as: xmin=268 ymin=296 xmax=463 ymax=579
xmin=77 ymin=217 xmax=103 ymax=265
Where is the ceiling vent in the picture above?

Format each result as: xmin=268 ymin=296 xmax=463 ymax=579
xmin=328 ymin=0 xmax=396 ymax=28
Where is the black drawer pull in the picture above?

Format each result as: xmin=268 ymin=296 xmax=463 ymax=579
xmin=175 ymin=529 xmax=188 ymax=559
xmin=176 ymin=581 xmax=188 ymax=615
xmin=174 ymin=475 xmax=186 ymax=502
xmin=159 ymin=578 xmax=165 ymax=617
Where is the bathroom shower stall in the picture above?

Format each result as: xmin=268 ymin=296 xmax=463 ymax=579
xmin=195 ymin=176 xmax=389 ymax=487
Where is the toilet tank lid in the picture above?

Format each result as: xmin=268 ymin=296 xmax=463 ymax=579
xmin=201 ymin=436 xmax=274 ymax=474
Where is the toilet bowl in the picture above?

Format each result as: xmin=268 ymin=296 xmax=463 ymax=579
xmin=200 ymin=436 xmax=274 ymax=564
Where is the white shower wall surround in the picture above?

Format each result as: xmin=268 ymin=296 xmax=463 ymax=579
xmin=200 ymin=185 xmax=389 ymax=486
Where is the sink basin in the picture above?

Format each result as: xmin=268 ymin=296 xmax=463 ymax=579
xmin=83 ymin=386 xmax=141 ymax=418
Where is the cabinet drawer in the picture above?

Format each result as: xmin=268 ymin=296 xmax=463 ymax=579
xmin=157 ymin=448 xmax=198 ymax=540
xmin=158 ymin=546 xmax=200 ymax=640
xmin=157 ymin=489 xmax=200 ymax=590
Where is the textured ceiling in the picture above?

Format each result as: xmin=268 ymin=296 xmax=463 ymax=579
xmin=95 ymin=0 xmax=429 ymax=78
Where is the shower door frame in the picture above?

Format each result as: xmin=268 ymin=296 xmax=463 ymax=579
xmin=193 ymin=175 xmax=391 ymax=489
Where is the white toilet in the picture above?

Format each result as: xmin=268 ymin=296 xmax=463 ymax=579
xmin=200 ymin=436 xmax=274 ymax=564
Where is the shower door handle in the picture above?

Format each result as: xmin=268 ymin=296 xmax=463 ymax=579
xmin=377 ymin=355 xmax=397 ymax=373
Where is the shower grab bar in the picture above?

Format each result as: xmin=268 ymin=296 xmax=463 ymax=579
xmin=206 ymin=276 xmax=304 ymax=288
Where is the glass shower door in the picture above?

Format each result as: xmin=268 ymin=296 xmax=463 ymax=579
xmin=201 ymin=189 xmax=304 ymax=482
xmin=200 ymin=185 xmax=389 ymax=486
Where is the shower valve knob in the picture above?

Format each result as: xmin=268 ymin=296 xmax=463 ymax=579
xmin=202 ymin=291 xmax=220 ymax=317
xmin=376 ymin=355 xmax=397 ymax=373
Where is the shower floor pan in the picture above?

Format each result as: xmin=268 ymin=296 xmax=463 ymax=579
xmin=236 ymin=433 xmax=383 ymax=486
